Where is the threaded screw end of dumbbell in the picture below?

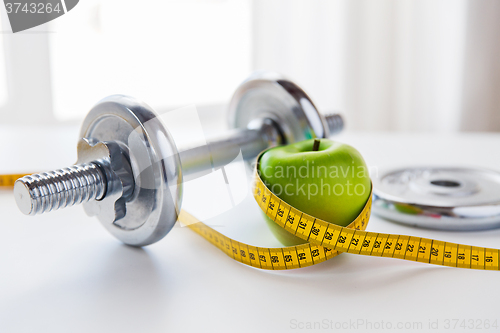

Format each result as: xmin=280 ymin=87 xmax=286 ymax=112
xmin=324 ymin=113 xmax=344 ymax=136
xmin=14 ymin=163 xmax=106 ymax=216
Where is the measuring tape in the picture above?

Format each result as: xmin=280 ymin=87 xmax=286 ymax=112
xmin=0 ymin=174 xmax=30 ymax=188
xmin=2 ymin=171 xmax=499 ymax=271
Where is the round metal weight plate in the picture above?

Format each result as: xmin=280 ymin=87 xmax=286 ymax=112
xmin=79 ymin=95 xmax=182 ymax=246
xmin=228 ymin=71 xmax=328 ymax=143
xmin=372 ymin=167 xmax=500 ymax=231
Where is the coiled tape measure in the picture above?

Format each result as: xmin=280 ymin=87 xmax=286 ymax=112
xmin=3 ymin=167 xmax=499 ymax=272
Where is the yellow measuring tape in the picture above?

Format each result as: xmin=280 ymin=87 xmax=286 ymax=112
xmin=0 ymin=174 xmax=29 ymax=188
xmin=2 ymin=171 xmax=499 ymax=271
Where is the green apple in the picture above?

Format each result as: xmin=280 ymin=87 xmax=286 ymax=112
xmin=258 ymin=138 xmax=371 ymax=246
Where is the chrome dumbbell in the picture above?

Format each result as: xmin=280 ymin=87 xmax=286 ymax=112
xmin=14 ymin=72 xmax=344 ymax=246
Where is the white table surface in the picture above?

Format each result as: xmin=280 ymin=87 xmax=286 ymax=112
xmin=1 ymin=125 xmax=500 ymax=333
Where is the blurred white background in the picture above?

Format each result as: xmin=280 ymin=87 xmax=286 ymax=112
xmin=0 ymin=0 xmax=498 ymax=131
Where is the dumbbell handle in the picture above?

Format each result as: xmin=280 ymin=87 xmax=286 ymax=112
xmin=178 ymin=113 xmax=343 ymax=177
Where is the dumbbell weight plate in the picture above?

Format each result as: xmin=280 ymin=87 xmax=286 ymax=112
xmin=228 ymin=72 xmax=328 ymax=144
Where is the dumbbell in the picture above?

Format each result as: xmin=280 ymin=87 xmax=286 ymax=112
xmin=14 ymin=72 xmax=344 ymax=246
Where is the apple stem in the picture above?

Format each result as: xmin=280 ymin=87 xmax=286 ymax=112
xmin=312 ymin=139 xmax=321 ymax=151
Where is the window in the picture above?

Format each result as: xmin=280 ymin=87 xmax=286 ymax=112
xmin=49 ymin=0 xmax=252 ymax=121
